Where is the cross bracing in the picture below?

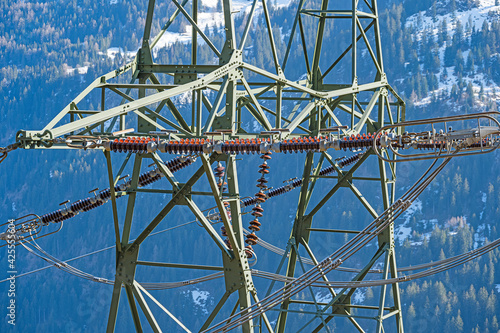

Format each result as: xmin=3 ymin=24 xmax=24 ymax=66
xmin=1 ymin=0 xmax=499 ymax=332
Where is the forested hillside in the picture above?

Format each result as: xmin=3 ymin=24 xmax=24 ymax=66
xmin=1 ymin=0 xmax=500 ymax=332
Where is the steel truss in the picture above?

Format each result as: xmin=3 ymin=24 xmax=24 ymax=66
xmin=11 ymin=0 xmax=407 ymax=331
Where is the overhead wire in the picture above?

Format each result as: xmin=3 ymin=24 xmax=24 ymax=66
xmin=0 ymin=151 xmax=460 ymax=284
xmin=253 ymin=228 xmax=495 ymax=274
xmin=0 ymin=149 xmax=368 ymax=288
xmin=12 ymin=229 xmax=226 ymax=290
xmin=10 ymin=228 xmax=500 ymax=291
xmin=203 ymin=152 xmax=454 ymax=332
xmin=250 ymin=237 xmax=500 ymax=288
xmin=1 ymin=146 xmax=498 ymax=331
xmin=4 ymin=146 xmax=498 ymax=330
xmin=0 ymin=152 xmax=364 ymax=285
xmin=0 ymin=142 xmax=19 ymax=164
xmin=8 ymin=214 xmax=489 ymax=287
xmin=0 ymin=218 xmax=206 ymax=284
xmin=0 ymin=155 xmax=197 ymax=244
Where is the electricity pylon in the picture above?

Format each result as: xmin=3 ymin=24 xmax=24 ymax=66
xmin=12 ymin=0 xmax=405 ymax=331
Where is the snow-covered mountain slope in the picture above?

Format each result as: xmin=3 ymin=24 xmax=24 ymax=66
xmin=107 ymin=0 xmax=292 ymax=57
xmin=405 ymin=0 xmax=500 ymax=107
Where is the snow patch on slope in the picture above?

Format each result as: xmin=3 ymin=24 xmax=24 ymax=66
xmin=479 ymin=191 xmax=487 ymax=220
xmin=474 ymin=222 xmax=491 ymax=249
xmin=108 ymin=0 xmax=293 ymax=56
xmin=353 ymin=289 xmax=365 ymax=304
xmin=395 ymin=199 xmax=422 ymax=245
xmin=184 ymin=288 xmax=211 ymax=314
xmin=406 ymin=0 xmax=500 ymax=107
xmin=407 ymin=0 xmax=500 ymax=33
xmin=315 ymin=291 xmax=333 ymax=304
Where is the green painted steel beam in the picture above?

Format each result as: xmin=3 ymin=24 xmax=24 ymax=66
xmin=150 ymin=153 xmax=232 ymax=258
xmin=105 ymin=151 xmax=123 ymax=254
xmin=121 ymin=155 xmax=142 ymax=245
xmin=131 ymin=283 xmax=162 ymax=333
xmin=136 ymin=261 xmax=224 ymax=271
xmin=12 ymin=0 xmax=408 ymax=331
xmin=135 ymin=282 xmax=192 ymax=332
xmin=125 ymin=285 xmax=143 ymax=332
xmin=200 ymin=292 xmax=231 ymax=331
xmin=106 ymin=280 xmax=123 ymax=333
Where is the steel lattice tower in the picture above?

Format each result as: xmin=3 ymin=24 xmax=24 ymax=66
xmin=11 ymin=0 xmax=406 ymax=331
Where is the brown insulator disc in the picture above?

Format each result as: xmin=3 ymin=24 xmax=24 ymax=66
xmin=249 ymin=219 xmax=261 ymax=231
xmin=245 ymin=245 xmax=254 ymax=257
xmin=256 ymin=183 xmax=267 ymax=190
xmin=255 ymin=192 xmax=266 ymax=198
xmin=224 ymin=238 xmax=232 ymax=249
xmin=221 ymin=226 xmax=227 ymax=237
xmin=116 ymin=141 xmax=123 ymax=153
xmin=251 ymin=211 xmax=263 ymax=218
xmin=245 ymin=233 xmax=258 ymax=245
xmin=252 ymin=206 xmax=264 ymax=214
xmin=261 ymin=152 xmax=272 ymax=160
xmin=299 ymin=138 xmax=305 ymax=152
xmin=245 ymin=245 xmax=254 ymax=258
xmin=223 ymin=201 xmax=231 ymax=212
xmin=132 ymin=139 xmax=140 ymax=152
xmin=214 ymin=166 xmax=225 ymax=172
xmin=218 ymin=180 xmax=227 ymax=189
xmin=250 ymin=219 xmax=261 ymax=227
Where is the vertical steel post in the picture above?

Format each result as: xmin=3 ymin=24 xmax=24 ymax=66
xmin=226 ymin=156 xmax=255 ymax=333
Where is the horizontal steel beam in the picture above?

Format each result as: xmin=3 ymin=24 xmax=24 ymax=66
xmin=138 ymin=64 xmax=221 ymax=74
xmin=136 ymin=261 xmax=224 ymax=271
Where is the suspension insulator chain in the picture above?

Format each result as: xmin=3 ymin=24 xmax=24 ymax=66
xmin=103 ymin=135 xmax=383 ymax=155
xmin=32 ymin=157 xmax=195 ymax=228
xmin=245 ymin=147 xmax=272 ymax=258
xmin=215 ymin=163 xmax=233 ymax=250
xmin=103 ymin=131 xmax=483 ymax=155
xmin=0 ymin=143 xmax=20 ymax=164
xmin=222 ymin=201 xmax=232 ymax=250
xmin=241 ymin=152 xmax=364 ymax=207
xmin=214 ymin=162 xmax=227 ymax=193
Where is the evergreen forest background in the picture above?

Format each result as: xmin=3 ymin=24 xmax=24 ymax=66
xmin=1 ymin=0 xmax=500 ymax=332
